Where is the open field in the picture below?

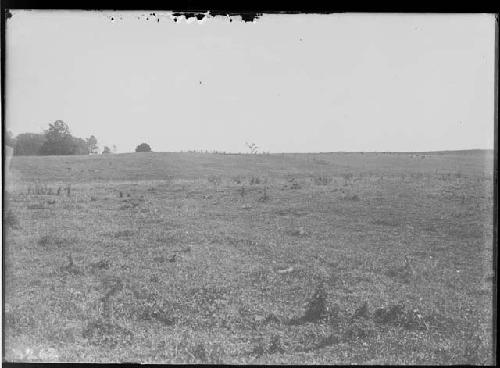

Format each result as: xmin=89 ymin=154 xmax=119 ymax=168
xmin=3 ymin=151 xmax=495 ymax=364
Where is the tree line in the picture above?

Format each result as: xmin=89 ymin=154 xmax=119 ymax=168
xmin=6 ymin=120 xmax=116 ymax=156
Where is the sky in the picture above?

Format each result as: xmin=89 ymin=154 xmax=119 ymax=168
xmin=5 ymin=11 xmax=496 ymax=153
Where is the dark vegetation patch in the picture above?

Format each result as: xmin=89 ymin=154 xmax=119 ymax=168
xmin=38 ymin=234 xmax=76 ymax=249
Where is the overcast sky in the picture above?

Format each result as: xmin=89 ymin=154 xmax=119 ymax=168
xmin=6 ymin=11 xmax=496 ymax=153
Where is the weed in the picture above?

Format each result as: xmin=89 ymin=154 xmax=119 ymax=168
xmin=150 ymin=274 xmax=160 ymax=283
xmin=61 ymin=254 xmax=84 ymax=275
xmin=386 ymin=256 xmax=415 ymax=283
xmin=372 ymin=217 xmax=400 ymax=227
xmin=262 ymin=313 xmax=281 ymax=325
xmin=250 ymin=339 xmax=266 ymax=358
xmin=352 ymin=302 xmax=370 ymax=320
xmin=284 ymin=176 xmax=301 ymax=190
xmin=89 ymin=259 xmax=111 ymax=272
xmin=90 ymin=196 xmax=97 ymax=202
xmin=38 ymin=234 xmax=72 ymax=249
xmin=342 ymin=173 xmax=354 ymax=185
xmin=207 ymin=344 xmax=225 ymax=364
xmin=249 ymin=176 xmax=261 ymax=185
xmin=167 ymin=254 xmax=177 ymax=263
xmin=289 ymin=226 xmax=307 ymax=237
xmin=268 ymin=334 xmax=285 ymax=354
xmin=314 ymin=175 xmax=332 ymax=185
xmin=190 ymin=342 xmax=207 ymax=362
xmin=258 ymin=187 xmax=270 ymax=202
xmin=82 ymin=318 xmax=133 ymax=347
xmin=372 ymin=304 xmax=406 ymax=325
xmin=208 ymin=175 xmax=222 ymax=186
xmin=289 ymin=283 xmax=328 ymax=325
xmin=463 ymin=333 xmax=485 ymax=365
xmin=342 ymin=320 xmax=374 ymax=342
xmin=314 ymin=333 xmax=341 ymax=350
xmin=135 ymin=301 xmax=176 ymax=326
xmin=343 ymin=194 xmax=360 ymax=201
xmin=153 ymin=256 xmax=165 ymax=263
xmin=113 ymin=229 xmax=135 ymax=238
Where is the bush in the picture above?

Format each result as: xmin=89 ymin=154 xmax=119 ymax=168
xmin=135 ymin=143 xmax=152 ymax=152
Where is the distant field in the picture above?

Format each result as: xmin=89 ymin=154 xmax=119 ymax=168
xmin=3 ymin=151 xmax=495 ymax=364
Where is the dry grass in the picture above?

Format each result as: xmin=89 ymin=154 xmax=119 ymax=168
xmin=3 ymin=151 xmax=494 ymax=364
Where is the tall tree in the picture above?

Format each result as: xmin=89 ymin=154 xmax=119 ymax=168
xmin=86 ymin=135 xmax=98 ymax=154
xmin=39 ymin=120 xmax=75 ymax=155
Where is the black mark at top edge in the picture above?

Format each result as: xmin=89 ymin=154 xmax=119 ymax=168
xmin=171 ymin=11 xmax=262 ymax=22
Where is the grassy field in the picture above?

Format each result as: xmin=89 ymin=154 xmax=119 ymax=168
xmin=3 ymin=151 xmax=495 ymax=364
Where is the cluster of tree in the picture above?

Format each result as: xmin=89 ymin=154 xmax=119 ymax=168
xmin=7 ymin=120 xmax=155 ymax=155
xmin=8 ymin=120 xmax=117 ymax=156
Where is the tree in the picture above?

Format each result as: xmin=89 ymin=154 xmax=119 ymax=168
xmin=245 ymin=142 xmax=259 ymax=154
xmin=86 ymin=135 xmax=98 ymax=154
xmin=5 ymin=130 xmax=15 ymax=147
xmin=102 ymin=146 xmax=111 ymax=154
xmin=14 ymin=133 xmax=46 ymax=156
xmin=39 ymin=120 xmax=75 ymax=155
xmin=135 ymin=143 xmax=152 ymax=152
xmin=72 ymin=137 xmax=89 ymax=155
